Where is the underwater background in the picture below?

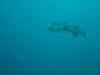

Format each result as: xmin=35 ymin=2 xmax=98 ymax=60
xmin=0 ymin=0 xmax=100 ymax=75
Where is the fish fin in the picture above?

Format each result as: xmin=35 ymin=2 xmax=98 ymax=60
xmin=81 ymin=32 xmax=88 ymax=37
xmin=72 ymin=32 xmax=79 ymax=37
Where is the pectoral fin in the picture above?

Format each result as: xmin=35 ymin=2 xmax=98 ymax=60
xmin=81 ymin=32 xmax=88 ymax=37
xmin=72 ymin=32 xmax=79 ymax=37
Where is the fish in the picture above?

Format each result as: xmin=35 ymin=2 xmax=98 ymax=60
xmin=48 ymin=21 xmax=88 ymax=37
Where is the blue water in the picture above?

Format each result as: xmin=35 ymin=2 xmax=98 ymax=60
xmin=0 ymin=0 xmax=100 ymax=75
